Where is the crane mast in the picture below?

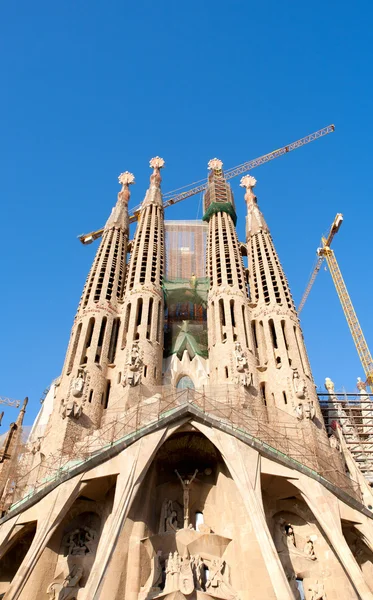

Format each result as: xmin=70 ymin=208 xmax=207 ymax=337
xmin=298 ymin=214 xmax=373 ymax=389
xmin=78 ymin=124 xmax=335 ymax=245
xmin=321 ymin=246 xmax=373 ymax=388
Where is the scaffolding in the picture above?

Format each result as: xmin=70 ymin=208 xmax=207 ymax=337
xmin=4 ymin=386 xmax=362 ymax=515
xmin=319 ymin=392 xmax=373 ymax=480
xmin=163 ymin=221 xmax=209 ymax=358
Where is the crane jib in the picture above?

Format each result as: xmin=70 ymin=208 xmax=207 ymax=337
xmin=79 ymin=124 xmax=335 ymax=244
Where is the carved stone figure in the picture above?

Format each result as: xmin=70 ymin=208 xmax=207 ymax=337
xmin=159 ymin=499 xmax=177 ymax=533
xmin=61 ymin=398 xmax=83 ymax=420
xmin=47 ymin=565 xmax=83 ymax=600
xmin=165 ymin=551 xmax=181 ymax=593
xmin=123 ymin=341 xmax=143 ymax=387
xmin=205 ymin=559 xmax=238 ymax=600
xmin=31 ymin=438 xmax=42 ymax=454
xmin=65 ymin=526 xmax=96 ymax=556
xmin=325 ymin=377 xmax=335 ymax=394
xmin=357 ymin=377 xmax=368 ymax=394
xmin=191 ymin=554 xmax=205 ymax=590
xmin=295 ymin=403 xmax=304 ymax=420
xmin=304 ymin=401 xmax=316 ymax=420
xmin=71 ymin=369 xmax=85 ymax=398
xmin=159 ymin=498 xmax=170 ymax=531
xmin=329 ymin=434 xmax=341 ymax=452
xmin=285 ymin=524 xmax=296 ymax=547
xmin=179 ymin=551 xmax=194 ymax=595
xmin=175 ymin=468 xmax=198 ymax=528
xmin=293 ymin=369 xmax=306 ymax=399
xmin=309 ymin=579 xmax=327 ymax=599
xmin=303 ymin=537 xmax=317 ymax=560
xmin=166 ymin=510 xmax=178 ymax=532
xmin=233 ymin=342 xmax=251 ymax=387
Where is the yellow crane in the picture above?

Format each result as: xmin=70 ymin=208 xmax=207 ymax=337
xmin=298 ymin=214 xmax=373 ymax=389
xmin=78 ymin=124 xmax=335 ymax=245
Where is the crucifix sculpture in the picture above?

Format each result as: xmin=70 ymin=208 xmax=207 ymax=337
xmin=175 ymin=468 xmax=198 ymax=528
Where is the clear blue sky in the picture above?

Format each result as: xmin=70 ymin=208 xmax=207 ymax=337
xmin=1 ymin=0 xmax=372 ymax=430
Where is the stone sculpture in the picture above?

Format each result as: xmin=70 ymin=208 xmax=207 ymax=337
xmin=159 ymin=499 xmax=178 ymax=533
xmin=71 ymin=369 xmax=85 ymax=398
xmin=179 ymin=551 xmax=195 ymax=595
xmin=123 ymin=341 xmax=143 ymax=387
xmin=191 ymin=554 xmax=205 ymax=590
xmin=66 ymin=527 xmax=96 ymax=556
xmin=175 ymin=468 xmax=198 ymax=528
xmin=293 ymin=369 xmax=306 ymax=399
xmin=309 ymin=579 xmax=327 ymax=599
xmin=325 ymin=377 xmax=335 ymax=394
xmin=303 ymin=537 xmax=317 ymax=560
xmin=205 ymin=558 xmax=238 ymax=600
xmin=47 ymin=565 xmax=83 ymax=600
xmin=233 ymin=342 xmax=251 ymax=387
xmin=61 ymin=398 xmax=83 ymax=420
xmin=296 ymin=401 xmax=315 ymax=421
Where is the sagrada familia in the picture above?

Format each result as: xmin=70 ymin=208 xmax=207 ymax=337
xmin=1 ymin=157 xmax=373 ymax=599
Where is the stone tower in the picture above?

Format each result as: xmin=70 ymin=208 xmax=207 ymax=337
xmin=241 ymin=175 xmax=317 ymax=415
xmin=203 ymin=159 xmax=257 ymax=389
xmin=40 ymin=171 xmax=134 ymax=454
xmin=119 ymin=157 xmax=165 ymax=396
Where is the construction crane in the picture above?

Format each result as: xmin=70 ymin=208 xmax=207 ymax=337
xmin=0 ymin=397 xmax=21 ymax=427
xmin=78 ymin=124 xmax=335 ymax=245
xmin=0 ymin=397 xmax=20 ymax=409
xmin=298 ymin=214 xmax=373 ymax=389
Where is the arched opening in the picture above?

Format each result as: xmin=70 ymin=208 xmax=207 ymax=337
xmin=195 ymin=510 xmax=204 ymax=530
xmin=176 ymin=375 xmax=195 ymax=390
xmin=0 ymin=521 xmax=37 ymax=595
xmin=343 ymin=522 xmax=373 ymax=592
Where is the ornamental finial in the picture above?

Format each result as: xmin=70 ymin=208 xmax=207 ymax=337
xmin=208 ymin=158 xmax=223 ymax=171
xmin=149 ymin=156 xmax=165 ymax=170
xmin=240 ymin=175 xmax=257 ymax=190
xmin=149 ymin=157 xmax=165 ymax=188
xmin=118 ymin=171 xmax=135 ymax=187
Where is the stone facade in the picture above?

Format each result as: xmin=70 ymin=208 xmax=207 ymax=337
xmin=1 ymin=160 xmax=373 ymax=599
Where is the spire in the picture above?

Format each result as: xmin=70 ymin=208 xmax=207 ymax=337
xmin=16 ymin=397 xmax=28 ymax=427
xmin=120 ymin=156 xmax=166 ymax=392
xmin=142 ymin=156 xmax=165 ymax=208
xmin=0 ymin=398 xmax=27 ymax=463
xmin=204 ymin=158 xmax=257 ymax=389
xmin=240 ymin=175 xmax=269 ymax=236
xmin=203 ymin=159 xmax=236 ymax=224
xmin=104 ymin=171 xmax=135 ymax=231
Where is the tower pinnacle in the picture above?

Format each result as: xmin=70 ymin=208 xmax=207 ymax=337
xmin=240 ymin=175 xmax=268 ymax=235
xmin=104 ymin=171 xmax=135 ymax=231
xmin=149 ymin=156 xmax=165 ymax=187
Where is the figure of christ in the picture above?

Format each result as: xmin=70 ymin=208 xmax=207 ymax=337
xmin=175 ymin=468 xmax=198 ymax=529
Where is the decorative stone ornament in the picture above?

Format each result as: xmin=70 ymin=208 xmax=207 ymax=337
xmin=240 ymin=174 xmax=257 ymax=189
xmin=118 ymin=171 xmax=135 ymax=186
xmin=208 ymin=158 xmax=223 ymax=171
xmin=149 ymin=156 xmax=165 ymax=170
xmin=325 ymin=377 xmax=335 ymax=393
